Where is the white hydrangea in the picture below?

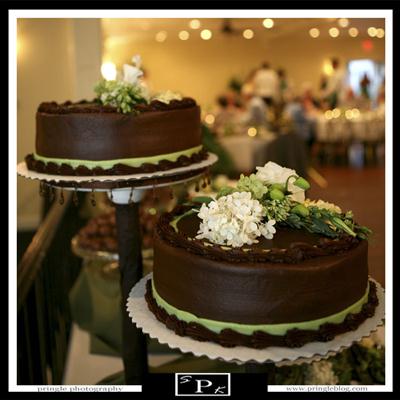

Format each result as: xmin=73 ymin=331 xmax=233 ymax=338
xmin=196 ymin=191 xmax=276 ymax=248
xmin=255 ymin=161 xmax=305 ymax=203
xmin=304 ymin=360 xmax=339 ymax=385
xmin=304 ymin=199 xmax=342 ymax=214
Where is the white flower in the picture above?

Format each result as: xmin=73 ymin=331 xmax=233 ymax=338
xmin=259 ymin=219 xmax=276 ymax=239
xmin=256 ymin=161 xmax=305 ymax=203
xmin=131 ymin=54 xmax=142 ymax=68
xmin=123 ymin=64 xmax=143 ymax=84
xmin=196 ymin=191 xmax=276 ymax=248
xmin=304 ymin=360 xmax=339 ymax=385
xmin=304 ymin=199 xmax=342 ymax=214
xmin=153 ymin=90 xmax=183 ymax=104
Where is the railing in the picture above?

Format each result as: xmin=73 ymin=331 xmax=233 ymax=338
xmin=17 ymin=192 xmax=84 ymax=384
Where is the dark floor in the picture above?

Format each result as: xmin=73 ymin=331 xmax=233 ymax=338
xmin=307 ymin=166 xmax=385 ymax=287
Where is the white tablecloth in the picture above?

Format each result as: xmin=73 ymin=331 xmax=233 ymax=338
xmin=315 ymin=112 xmax=385 ymax=143
xmin=219 ymin=133 xmax=275 ymax=173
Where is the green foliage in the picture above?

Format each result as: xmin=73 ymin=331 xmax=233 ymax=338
xmin=273 ymin=342 xmax=385 ymax=385
xmin=236 ymin=174 xmax=269 ymax=200
xmin=283 ymin=206 xmax=371 ymax=239
xmin=201 ymin=124 xmax=237 ymax=176
xmin=216 ymin=186 xmax=235 ymax=199
xmin=94 ymin=79 xmax=148 ymax=113
xmin=263 ymin=198 xmax=292 ymax=222
xmin=331 ymin=343 xmax=385 ymax=385
xmin=191 ymin=196 xmax=214 ymax=204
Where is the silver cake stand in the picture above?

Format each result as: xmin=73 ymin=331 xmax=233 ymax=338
xmin=17 ymin=153 xmax=218 ymax=384
xmin=127 ymin=273 xmax=385 ymax=375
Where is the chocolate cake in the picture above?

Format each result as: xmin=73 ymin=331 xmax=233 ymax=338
xmin=25 ymin=99 xmax=207 ymax=176
xmin=146 ymin=162 xmax=377 ymax=349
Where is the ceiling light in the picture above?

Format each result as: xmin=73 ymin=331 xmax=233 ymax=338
xmin=189 ymin=19 xmax=201 ymax=29
xmin=329 ymin=27 xmax=340 ymax=38
xmin=262 ymin=19 xmax=274 ymax=29
xmin=243 ymin=29 xmax=254 ymax=39
xmin=348 ymin=27 xmax=359 ymax=37
xmin=309 ymin=28 xmax=320 ymax=38
xmin=367 ymin=27 xmax=377 ymax=37
xmin=155 ymin=31 xmax=167 ymax=42
xmin=376 ymin=28 xmax=385 ymax=38
xmin=338 ymin=18 xmax=349 ymax=28
xmin=179 ymin=30 xmax=190 ymax=40
xmin=200 ymin=29 xmax=212 ymax=40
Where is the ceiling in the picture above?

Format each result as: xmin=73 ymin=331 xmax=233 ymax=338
xmin=101 ymin=18 xmax=386 ymax=43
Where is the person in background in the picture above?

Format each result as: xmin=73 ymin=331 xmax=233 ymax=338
xmin=239 ymin=92 xmax=270 ymax=130
xmin=323 ymin=57 xmax=346 ymax=109
xmin=360 ymin=73 xmax=371 ymax=100
xmin=277 ymin=68 xmax=293 ymax=103
xmin=252 ymin=62 xmax=280 ymax=108
xmin=213 ymin=95 xmax=238 ymax=137
xmin=341 ymin=86 xmax=358 ymax=109
xmin=284 ymin=94 xmax=315 ymax=155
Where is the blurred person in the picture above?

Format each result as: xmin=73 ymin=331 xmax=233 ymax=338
xmin=252 ymin=62 xmax=280 ymax=107
xmin=360 ymin=73 xmax=371 ymax=99
xmin=319 ymin=74 xmax=328 ymax=92
xmin=341 ymin=86 xmax=358 ymax=109
xmin=214 ymin=95 xmax=239 ymax=137
xmin=323 ymin=58 xmax=346 ymax=109
xmin=284 ymin=95 xmax=315 ymax=154
xmin=239 ymin=93 xmax=270 ymax=129
xmin=377 ymin=78 xmax=385 ymax=106
xmin=277 ymin=68 xmax=294 ymax=103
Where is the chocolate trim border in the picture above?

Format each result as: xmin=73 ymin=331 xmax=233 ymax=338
xmin=145 ymin=279 xmax=378 ymax=349
xmin=156 ymin=205 xmax=361 ymax=264
xmin=25 ymin=148 xmax=208 ymax=176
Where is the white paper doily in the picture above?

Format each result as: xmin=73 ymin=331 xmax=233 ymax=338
xmin=17 ymin=153 xmax=218 ymax=190
xmin=127 ymin=274 xmax=385 ymax=367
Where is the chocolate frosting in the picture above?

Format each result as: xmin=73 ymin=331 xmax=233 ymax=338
xmin=145 ymin=279 xmax=378 ymax=349
xmin=35 ymin=103 xmax=201 ymax=160
xmin=152 ymin=207 xmax=369 ymax=325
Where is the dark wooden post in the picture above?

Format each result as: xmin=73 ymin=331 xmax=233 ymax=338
xmin=115 ymin=202 xmax=148 ymax=384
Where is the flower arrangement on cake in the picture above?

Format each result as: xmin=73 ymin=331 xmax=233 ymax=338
xmin=94 ymin=55 xmax=183 ymax=114
xmin=186 ymin=161 xmax=371 ymax=248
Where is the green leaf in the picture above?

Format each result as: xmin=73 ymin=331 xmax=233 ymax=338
xmin=191 ymin=196 xmax=214 ymax=204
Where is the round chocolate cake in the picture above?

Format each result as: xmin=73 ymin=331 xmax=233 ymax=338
xmin=147 ymin=208 xmax=377 ymax=348
xmin=146 ymin=162 xmax=377 ymax=349
xmin=25 ymin=99 xmax=207 ymax=176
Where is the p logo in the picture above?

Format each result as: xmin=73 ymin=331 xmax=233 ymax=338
xmin=175 ymin=373 xmax=230 ymax=396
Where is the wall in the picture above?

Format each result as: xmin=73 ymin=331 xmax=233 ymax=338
xmin=17 ymin=19 xmax=101 ymax=230
xmin=103 ymin=31 xmax=385 ymax=109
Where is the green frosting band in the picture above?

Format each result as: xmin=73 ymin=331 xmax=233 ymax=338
xmin=152 ymin=280 xmax=370 ymax=336
xmin=34 ymin=145 xmax=203 ymax=169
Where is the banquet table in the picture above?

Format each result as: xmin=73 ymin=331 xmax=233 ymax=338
xmin=315 ymin=110 xmax=385 ymax=143
xmin=218 ymin=133 xmax=276 ymax=173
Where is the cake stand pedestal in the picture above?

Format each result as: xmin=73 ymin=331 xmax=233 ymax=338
xmin=127 ymin=274 xmax=385 ymax=380
xmin=17 ymin=153 xmax=218 ymax=384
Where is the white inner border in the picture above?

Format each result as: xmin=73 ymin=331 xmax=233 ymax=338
xmin=9 ymin=9 xmax=392 ymax=392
